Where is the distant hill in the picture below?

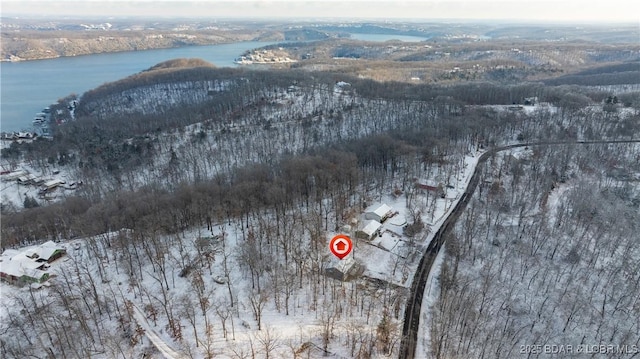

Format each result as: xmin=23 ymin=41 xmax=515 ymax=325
xmin=75 ymin=59 xmax=240 ymax=121
xmin=0 ymin=31 xmax=252 ymax=61
xmin=543 ymin=61 xmax=640 ymax=86
xmin=283 ymin=29 xmax=330 ymax=41
xmin=143 ymin=58 xmax=216 ymax=72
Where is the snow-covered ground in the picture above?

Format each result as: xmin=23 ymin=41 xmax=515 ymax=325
xmin=0 ymin=149 xmax=484 ymax=358
xmin=132 ymin=304 xmax=184 ymax=359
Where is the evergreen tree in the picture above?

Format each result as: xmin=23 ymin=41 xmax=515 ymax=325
xmin=23 ymin=195 xmax=39 ymax=209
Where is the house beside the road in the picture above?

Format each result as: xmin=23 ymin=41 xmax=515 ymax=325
xmin=356 ymin=219 xmax=382 ymax=240
xmin=364 ymin=203 xmax=393 ymax=223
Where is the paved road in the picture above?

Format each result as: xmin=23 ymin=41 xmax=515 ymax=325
xmin=398 ymin=139 xmax=640 ymax=359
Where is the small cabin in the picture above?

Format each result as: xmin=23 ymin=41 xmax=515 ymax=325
xmin=414 ymin=181 xmax=446 ymax=198
xmin=35 ymin=241 xmax=67 ymax=263
xmin=355 ymin=220 xmax=382 ymax=240
xmin=41 ymin=179 xmax=65 ymax=192
xmin=17 ymin=174 xmax=37 ymax=185
xmin=325 ymin=257 xmax=363 ymax=282
xmin=364 ymin=203 xmax=393 ymax=223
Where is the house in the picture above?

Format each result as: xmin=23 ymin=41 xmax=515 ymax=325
xmin=1 ymin=170 xmax=27 ymax=182
xmin=414 ymin=181 xmax=446 ymax=198
xmin=0 ymin=261 xmax=50 ymax=285
xmin=17 ymin=173 xmax=38 ymax=185
xmin=63 ymin=181 xmax=81 ymax=190
xmin=364 ymin=203 xmax=393 ymax=223
xmin=41 ymin=179 xmax=65 ymax=192
xmin=324 ymin=257 xmax=364 ymax=281
xmin=15 ymin=132 xmax=37 ymax=140
xmin=0 ymin=252 xmax=49 ymax=286
xmin=33 ymin=240 xmax=67 ymax=263
xmin=355 ymin=220 xmax=382 ymax=240
xmin=0 ymin=241 xmax=66 ymax=286
xmin=32 ymin=177 xmax=46 ymax=186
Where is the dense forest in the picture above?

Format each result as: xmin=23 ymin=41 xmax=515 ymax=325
xmin=1 ymin=55 xmax=639 ymax=358
xmin=3 ymin=62 xmax=639 ymax=245
xmin=429 ymin=142 xmax=640 ymax=358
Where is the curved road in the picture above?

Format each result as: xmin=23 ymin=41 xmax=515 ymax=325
xmin=399 ymin=139 xmax=640 ymax=359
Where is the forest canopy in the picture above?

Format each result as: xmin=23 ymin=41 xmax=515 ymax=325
xmin=143 ymin=58 xmax=216 ymax=72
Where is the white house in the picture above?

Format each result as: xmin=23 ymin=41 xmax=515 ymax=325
xmin=364 ymin=203 xmax=393 ymax=223
xmin=32 ymin=241 xmax=67 ymax=263
xmin=17 ymin=173 xmax=38 ymax=185
xmin=356 ymin=219 xmax=382 ymax=240
xmin=325 ymin=257 xmax=363 ymax=281
xmin=2 ymin=170 xmax=27 ymax=182
xmin=1 ymin=251 xmax=49 ymax=285
xmin=41 ymin=179 xmax=65 ymax=192
xmin=0 ymin=241 xmax=66 ymax=286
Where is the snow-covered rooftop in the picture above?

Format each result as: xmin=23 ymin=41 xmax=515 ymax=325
xmin=361 ymin=219 xmax=382 ymax=237
xmin=0 ymin=252 xmax=46 ymax=278
xmin=365 ymin=203 xmax=393 ymax=219
xmin=0 ymin=241 xmax=65 ymax=280
xmin=334 ymin=256 xmax=357 ymax=273
xmin=35 ymin=241 xmax=66 ymax=261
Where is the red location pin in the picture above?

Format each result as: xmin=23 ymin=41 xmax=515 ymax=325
xmin=329 ymin=234 xmax=352 ymax=260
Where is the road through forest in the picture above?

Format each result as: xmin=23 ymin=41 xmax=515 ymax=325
xmin=132 ymin=304 xmax=185 ymax=359
xmin=398 ymin=139 xmax=640 ymax=359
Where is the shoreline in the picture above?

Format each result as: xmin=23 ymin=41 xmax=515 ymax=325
xmin=1 ymin=39 xmax=266 ymax=63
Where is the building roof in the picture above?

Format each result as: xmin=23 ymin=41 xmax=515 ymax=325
xmin=0 ymin=252 xmax=46 ymax=279
xmin=360 ymin=220 xmax=382 ymax=237
xmin=43 ymin=179 xmax=65 ymax=188
xmin=365 ymin=203 xmax=393 ymax=219
xmin=334 ymin=256 xmax=356 ymax=273
xmin=0 ymin=241 xmax=65 ymax=281
xmin=415 ymin=182 xmax=440 ymax=191
xmin=36 ymin=241 xmax=65 ymax=261
xmin=2 ymin=170 xmax=27 ymax=180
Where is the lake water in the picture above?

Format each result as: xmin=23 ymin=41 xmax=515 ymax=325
xmin=0 ymin=34 xmax=429 ymax=132
xmin=0 ymin=41 xmax=277 ymax=132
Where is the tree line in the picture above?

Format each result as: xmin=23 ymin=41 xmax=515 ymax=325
xmin=4 ymin=74 xmax=638 ymax=242
xmin=428 ymin=143 xmax=640 ymax=358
